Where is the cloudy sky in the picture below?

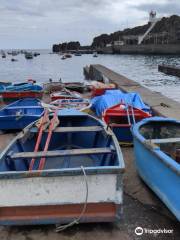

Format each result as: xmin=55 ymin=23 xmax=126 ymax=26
xmin=0 ymin=0 xmax=179 ymax=49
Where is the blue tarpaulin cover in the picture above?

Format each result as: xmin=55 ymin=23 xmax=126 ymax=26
xmin=91 ymin=90 xmax=150 ymax=116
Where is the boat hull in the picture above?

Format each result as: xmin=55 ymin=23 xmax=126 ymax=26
xmin=111 ymin=126 xmax=133 ymax=143
xmin=103 ymin=104 xmax=151 ymax=143
xmin=51 ymin=95 xmax=78 ymax=101
xmin=0 ymin=98 xmax=44 ymax=130
xmin=132 ymin=118 xmax=180 ymax=221
xmin=0 ymin=116 xmax=41 ymax=130
xmin=0 ymin=91 xmax=43 ymax=102
xmin=0 ymin=173 xmax=122 ymax=225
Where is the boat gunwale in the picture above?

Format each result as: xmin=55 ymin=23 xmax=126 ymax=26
xmin=132 ymin=117 xmax=180 ymax=175
xmin=0 ymin=112 xmax=125 ymax=179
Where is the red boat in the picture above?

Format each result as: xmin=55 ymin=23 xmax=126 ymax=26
xmin=102 ymin=103 xmax=151 ymax=143
xmin=92 ymin=87 xmax=116 ymax=97
xmin=0 ymin=91 xmax=43 ymax=102
xmin=90 ymin=82 xmax=117 ymax=97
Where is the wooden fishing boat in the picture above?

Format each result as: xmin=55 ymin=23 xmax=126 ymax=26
xmin=50 ymin=90 xmax=81 ymax=101
xmin=0 ymin=109 xmax=124 ymax=225
xmin=103 ymin=103 xmax=151 ymax=143
xmin=0 ymin=98 xmax=44 ymax=130
xmin=0 ymin=81 xmax=12 ymax=87
xmin=50 ymin=98 xmax=91 ymax=111
xmin=64 ymin=54 xmax=72 ymax=58
xmin=132 ymin=117 xmax=180 ymax=221
xmin=25 ymin=52 xmax=33 ymax=59
xmin=65 ymin=82 xmax=91 ymax=93
xmin=90 ymin=81 xmax=117 ymax=97
xmin=1 ymin=82 xmax=42 ymax=92
xmin=43 ymin=82 xmax=64 ymax=93
xmin=0 ymin=91 xmax=43 ymax=102
xmin=74 ymin=52 xmax=82 ymax=56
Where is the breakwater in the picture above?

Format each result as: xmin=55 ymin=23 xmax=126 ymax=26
xmin=98 ymin=44 xmax=180 ymax=55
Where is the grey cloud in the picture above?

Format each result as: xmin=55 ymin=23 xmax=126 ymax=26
xmin=1 ymin=0 xmax=112 ymax=17
xmin=133 ymin=0 xmax=180 ymax=15
xmin=0 ymin=0 xmax=179 ymax=48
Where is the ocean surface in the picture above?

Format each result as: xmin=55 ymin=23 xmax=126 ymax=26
xmin=0 ymin=50 xmax=180 ymax=102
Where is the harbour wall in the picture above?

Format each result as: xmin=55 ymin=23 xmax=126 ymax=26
xmin=84 ymin=64 xmax=180 ymax=120
xmin=98 ymin=44 xmax=180 ymax=55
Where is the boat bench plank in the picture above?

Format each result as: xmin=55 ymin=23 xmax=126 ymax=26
xmin=10 ymin=147 xmax=112 ymax=159
xmin=30 ymin=126 xmax=103 ymax=133
xmin=150 ymin=138 xmax=180 ymax=144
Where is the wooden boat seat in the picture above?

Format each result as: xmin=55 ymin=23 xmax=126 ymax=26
xmin=30 ymin=126 xmax=104 ymax=133
xmin=10 ymin=147 xmax=113 ymax=160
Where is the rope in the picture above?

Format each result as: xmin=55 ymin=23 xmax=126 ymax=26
xmin=56 ymin=166 xmax=88 ymax=232
xmin=38 ymin=109 xmax=58 ymax=170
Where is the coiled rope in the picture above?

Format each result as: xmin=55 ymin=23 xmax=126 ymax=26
xmin=56 ymin=166 xmax=88 ymax=232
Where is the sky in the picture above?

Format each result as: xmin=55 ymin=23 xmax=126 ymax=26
xmin=0 ymin=0 xmax=179 ymax=49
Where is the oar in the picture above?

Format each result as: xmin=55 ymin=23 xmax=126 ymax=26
xmin=131 ymin=105 xmax=136 ymax=124
xmin=29 ymin=109 xmax=49 ymax=171
xmin=38 ymin=109 xmax=59 ymax=170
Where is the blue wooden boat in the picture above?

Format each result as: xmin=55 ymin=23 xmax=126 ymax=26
xmin=132 ymin=117 xmax=180 ymax=221
xmin=0 ymin=109 xmax=124 ymax=225
xmin=0 ymin=81 xmax=12 ymax=87
xmin=0 ymin=82 xmax=42 ymax=92
xmin=0 ymin=98 xmax=44 ymax=130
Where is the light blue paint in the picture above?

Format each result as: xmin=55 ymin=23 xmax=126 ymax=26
xmin=132 ymin=117 xmax=180 ymax=221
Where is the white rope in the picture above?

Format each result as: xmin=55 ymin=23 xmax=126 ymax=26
xmin=55 ymin=166 xmax=89 ymax=232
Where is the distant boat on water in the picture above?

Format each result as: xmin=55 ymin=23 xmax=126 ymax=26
xmin=33 ymin=52 xmax=40 ymax=57
xmin=93 ymin=52 xmax=98 ymax=57
xmin=1 ymin=52 xmax=6 ymax=58
xmin=12 ymin=51 xmax=19 ymax=56
xmin=11 ymin=58 xmax=18 ymax=62
xmin=74 ymin=52 xmax=82 ymax=56
xmin=64 ymin=53 xmax=72 ymax=58
xmin=25 ymin=52 xmax=33 ymax=59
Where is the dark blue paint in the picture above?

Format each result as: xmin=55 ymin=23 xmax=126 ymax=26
xmin=0 ymin=109 xmax=124 ymax=175
xmin=0 ymin=98 xmax=44 ymax=130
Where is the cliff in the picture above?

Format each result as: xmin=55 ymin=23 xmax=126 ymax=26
xmin=92 ymin=15 xmax=180 ymax=47
xmin=52 ymin=41 xmax=81 ymax=52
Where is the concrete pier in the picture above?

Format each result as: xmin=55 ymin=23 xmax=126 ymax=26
xmin=97 ymin=44 xmax=180 ymax=55
xmin=158 ymin=64 xmax=180 ymax=77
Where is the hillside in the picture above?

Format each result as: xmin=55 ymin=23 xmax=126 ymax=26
xmin=92 ymin=15 xmax=180 ymax=47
